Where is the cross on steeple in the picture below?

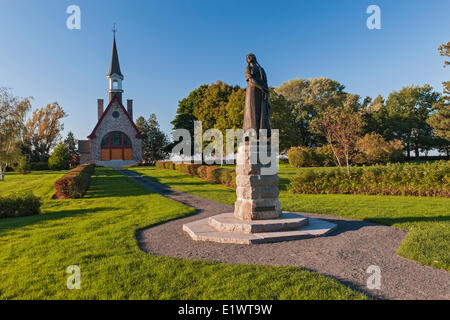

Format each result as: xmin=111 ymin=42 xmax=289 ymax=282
xmin=112 ymin=23 xmax=117 ymax=35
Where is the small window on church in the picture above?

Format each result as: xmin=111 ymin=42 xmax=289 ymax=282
xmin=112 ymin=111 xmax=120 ymax=118
xmin=112 ymin=80 xmax=119 ymax=89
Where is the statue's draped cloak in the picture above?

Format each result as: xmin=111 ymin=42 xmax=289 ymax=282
xmin=243 ymin=64 xmax=271 ymax=137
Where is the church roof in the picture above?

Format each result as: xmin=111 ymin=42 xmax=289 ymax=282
xmin=107 ymin=35 xmax=123 ymax=79
xmin=87 ymin=95 xmax=142 ymax=139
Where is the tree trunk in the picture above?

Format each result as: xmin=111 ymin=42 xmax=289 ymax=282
xmin=329 ymin=143 xmax=342 ymax=168
xmin=415 ymin=145 xmax=420 ymax=159
xmin=345 ymin=147 xmax=350 ymax=177
xmin=0 ymin=167 xmax=4 ymax=181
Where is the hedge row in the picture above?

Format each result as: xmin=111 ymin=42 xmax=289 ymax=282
xmin=0 ymin=192 xmax=41 ymax=219
xmin=156 ymin=161 xmax=237 ymax=188
xmin=289 ymin=161 xmax=450 ymax=197
xmin=54 ymin=163 xmax=96 ymax=199
xmin=30 ymin=162 xmax=49 ymax=171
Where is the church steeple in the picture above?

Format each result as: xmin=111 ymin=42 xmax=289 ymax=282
xmin=107 ymin=26 xmax=124 ymax=103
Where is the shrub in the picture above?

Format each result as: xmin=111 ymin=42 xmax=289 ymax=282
xmin=314 ymin=145 xmax=334 ymax=166
xmin=289 ymin=161 xmax=450 ymax=197
xmin=0 ymin=192 xmax=41 ymax=219
xmin=30 ymin=162 xmax=49 ymax=171
xmin=164 ymin=161 xmax=175 ymax=170
xmin=187 ymin=164 xmax=201 ymax=176
xmin=155 ymin=162 xmax=237 ymax=188
xmin=174 ymin=163 xmax=186 ymax=173
xmin=48 ymin=143 xmax=72 ymax=170
xmin=288 ymin=147 xmax=311 ymax=167
xmin=155 ymin=162 xmax=164 ymax=169
xmin=211 ymin=168 xmax=234 ymax=186
xmin=205 ymin=166 xmax=219 ymax=181
xmin=54 ymin=163 xmax=96 ymax=199
xmin=288 ymin=146 xmax=333 ymax=167
xmin=4 ymin=166 xmax=14 ymax=172
xmin=15 ymin=156 xmax=31 ymax=174
xmin=229 ymin=171 xmax=237 ymax=188
xmin=356 ymin=133 xmax=404 ymax=164
xmin=197 ymin=165 xmax=209 ymax=178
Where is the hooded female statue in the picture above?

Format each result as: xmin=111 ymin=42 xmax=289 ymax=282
xmin=243 ymin=53 xmax=271 ymax=138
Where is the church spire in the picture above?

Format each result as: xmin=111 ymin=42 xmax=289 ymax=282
xmin=107 ymin=24 xmax=124 ymax=103
xmin=107 ymin=29 xmax=123 ymax=78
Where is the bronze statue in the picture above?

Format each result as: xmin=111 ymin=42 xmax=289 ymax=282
xmin=243 ymin=53 xmax=271 ymax=138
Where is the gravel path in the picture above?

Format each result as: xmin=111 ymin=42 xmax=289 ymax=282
xmin=119 ymin=169 xmax=450 ymax=300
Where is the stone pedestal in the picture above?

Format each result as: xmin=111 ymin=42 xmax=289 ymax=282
xmin=182 ymin=141 xmax=337 ymax=244
xmin=234 ymin=142 xmax=281 ymax=221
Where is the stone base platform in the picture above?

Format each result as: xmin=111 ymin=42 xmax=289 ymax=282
xmin=209 ymin=212 xmax=309 ymax=233
xmin=183 ymin=212 xmax=337 ymax=245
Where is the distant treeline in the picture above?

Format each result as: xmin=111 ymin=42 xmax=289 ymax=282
xmin=172 ymin=43 xmax=449 ymax=166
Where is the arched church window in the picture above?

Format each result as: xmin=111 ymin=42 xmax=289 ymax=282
xmin=112 ymin=80 xmax=119 ymax=89
xmin=101 ymin=131 xmax=132 ymax=148
xmin=123 ymin=134 xmax=131 ymax=147
xmin=100 ymin=131 xmax=133 ymax=161
xmin=110 ymin=131 xmax=122 ymax=146
xmin=101 ymin=135 xmax=110 ymax=147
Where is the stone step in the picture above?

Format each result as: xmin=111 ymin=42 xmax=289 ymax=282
xmin=183 ymin=212 xmax=337 ymax=245
xmin=95 ymin=160 xmax=137 ymax=168
xmin=209 ymin=212 xmax=308 ymax=233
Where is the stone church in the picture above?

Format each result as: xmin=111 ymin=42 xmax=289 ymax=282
xmin=79 ymin=34 xmax=142 ymax=166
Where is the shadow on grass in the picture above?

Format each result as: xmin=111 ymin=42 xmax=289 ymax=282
xmin=0 ymin=169 xmax=150 ymax=233
xmin=278 ymin=177 xmax=290 ymax=191
xmin=4 ymin=171 xmax=66 ymax=177
xmin=84 ymin=175 xmax=150 ymax=199
xmin=0 ymin=207 xmax=116 ymax=235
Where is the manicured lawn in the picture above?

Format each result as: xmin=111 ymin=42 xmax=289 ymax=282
xmin=129 ymin=165 xmax=450 ymax=271
xmin=0 ymin=168 xmax=366 ymax=299
xmin=0 ymin=171 xmax=67 ymax=199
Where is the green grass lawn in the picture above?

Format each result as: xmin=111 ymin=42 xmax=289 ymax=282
xmin=129 ymin=164 xmax=450 ymax=271
xmin=0 ymin=168 xmax=366 ymax=299
xmin=0 ymin=171 xmax=67 ymax=199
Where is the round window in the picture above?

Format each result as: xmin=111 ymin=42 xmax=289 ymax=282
xmin=112 ymin=111 xmax=120 ymax=118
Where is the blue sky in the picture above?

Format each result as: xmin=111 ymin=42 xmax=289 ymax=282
xmin=0 ymin=0 xmax=449 ymax=139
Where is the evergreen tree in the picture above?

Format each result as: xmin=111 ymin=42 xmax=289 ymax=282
xmin=64 ymin=131 xmax=78 ymax=159
xmin=137 ymin=114 xmax=170 ymax=165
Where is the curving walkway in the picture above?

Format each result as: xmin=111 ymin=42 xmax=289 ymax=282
xmin=119 ymin=169 xmax=450 ymax=300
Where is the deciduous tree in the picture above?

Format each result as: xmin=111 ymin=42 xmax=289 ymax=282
xmin=310 ymin=94 xmax=365 ymax=174
xmin=276 ymin=78 xmax=347 ymax=148
xmin=427 ymin=42 xmax=450 ymax=149
xmin=0 ymin=88 xmax=31 ymax=181
xmin=25 ymin=102 xmax=67 ymax=161
xmin=384 ymin=85 xmax=440 ymax=158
